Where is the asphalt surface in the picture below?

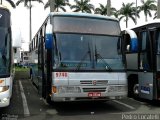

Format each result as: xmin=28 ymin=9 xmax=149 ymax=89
xmin=0 ymin=71 xmax=160 ymax=120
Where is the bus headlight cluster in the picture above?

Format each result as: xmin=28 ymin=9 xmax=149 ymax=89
xmin=0 ymin=86 xmax=9 ymax=93
xmin=56 ymin=86 xmax=81 ymax=93
xmin=108 ymin=86 xmax=127 ymax=92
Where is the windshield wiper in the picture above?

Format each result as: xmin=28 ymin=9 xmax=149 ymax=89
xmin=2 ymin=55 xmax=7 ymax=66
xmin=95 ymin=46 xmax=112 ymax=71
xmin=76 ymin=43 xmax=91 ymax=70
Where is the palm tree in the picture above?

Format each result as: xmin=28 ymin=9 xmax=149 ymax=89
xmin=119 ymin=2 xmax=138 ymax=28
xmin=0 ymin=0 xmax=16 ymax=8
xmin=95 ymin=3 xmax=118 ymax=17
xmin=70 ymin=0 xmax=94 ymax=13
xmin=139 ymin=0 xmax=157 ymax=22
xmin=112 ymin=9 xmax=120 ymax=19
xmin=153 ymin=11 xmax=157 ymax=19
xmin=44 ymin=0 xmax=70 ymax=12
xmin=16 ymin=0 xmax=43 ymax=42
xmin=157 ymin=0 xmax=160 ymax=18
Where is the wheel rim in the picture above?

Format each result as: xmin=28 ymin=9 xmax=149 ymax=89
xmin=133 ymin=84 xmax=139 ymax=95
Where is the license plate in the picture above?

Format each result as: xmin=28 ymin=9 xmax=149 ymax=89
xmin=88 ymin=92 xmax=101 ymax=97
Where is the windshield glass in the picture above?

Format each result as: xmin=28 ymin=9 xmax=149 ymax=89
xmin=53 ymin=33 xmax=124 ymax=71
xmin=0 ymin=27 xmax=10 ymax=75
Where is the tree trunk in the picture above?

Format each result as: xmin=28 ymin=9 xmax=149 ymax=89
xmin=157 ymin=0 xmax=160 ymax=18
xmin=135 ymin=0 xmax=137 ymax=25
xmin=126 ymin=17 xmax=128 ymax=28
xmin=29 ymin=1 xmax=32 ymax=42
xmin=126 ymin=20 xmax=128 ymax=28
xmin=0 ymin=0 xmax=2 ymax=5
xmin=107 ymin=0 xmax=111 ymax=16
xmin=49 ymin=0 xmax=55 ymax=12
xmin=145 ymin=15 xmax=147 ymax=22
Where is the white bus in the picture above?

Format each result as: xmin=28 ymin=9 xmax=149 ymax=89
xmin=0 ymin=6 xmax=14 ymax=107
xmin=30 ymin=12 xmax=127 ymax=104
xmin=123 ymin=20 xmax=160 ymax=100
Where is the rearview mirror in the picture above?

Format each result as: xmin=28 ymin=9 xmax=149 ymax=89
xmin=45 ymin=24 xmax=54 ymax=49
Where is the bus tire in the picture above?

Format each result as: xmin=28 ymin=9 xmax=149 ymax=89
xmin=128 ymin=75 xmax=138 ymax=98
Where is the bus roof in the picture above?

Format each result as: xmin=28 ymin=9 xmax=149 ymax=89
xmin=48 ymin=12 xmax=119 ymax=21
xmin=0 ymin=5 xmax=9 ymax=10
xmin=125 ymin=19 xmax=160 ymax=30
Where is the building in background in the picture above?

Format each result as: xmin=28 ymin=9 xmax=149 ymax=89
xmin=21 ymin=51 xmax=30 ymax=64
xmin=12 ymin=27 xmax=22 ymax=65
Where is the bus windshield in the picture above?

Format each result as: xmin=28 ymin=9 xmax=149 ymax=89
xmin=0 ymin=8 xmax=10 ymax=75
xmin=0 ymin=27 xmax=10 ymax=75
xmin=53 ymin=33 xmax=124 ymax=71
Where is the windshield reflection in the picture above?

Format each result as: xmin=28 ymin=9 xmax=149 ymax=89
xmin=0 ymin=27 xmax=10 ymax=75
xmin=53 ymin=33 xmax=124 ymax=71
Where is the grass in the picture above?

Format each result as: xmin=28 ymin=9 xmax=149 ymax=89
xmin=15 ymin=66 xmax=30 ymax=72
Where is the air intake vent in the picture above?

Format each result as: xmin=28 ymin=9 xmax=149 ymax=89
xmin=83 ymin=87 xmax=106 ymax=92
xmin=80 ymin=80 xmax=108 ymax=85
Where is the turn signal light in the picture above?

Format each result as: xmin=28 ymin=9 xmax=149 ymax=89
xmin=52 ymin=86 xmax=57 ymax=93
xmin=0 ymin=80 xmax=4 ymax=84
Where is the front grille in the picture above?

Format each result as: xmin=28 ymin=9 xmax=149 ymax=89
xmin=83 ymin=87 xmax=106 ymax=92
xmin=80 ymin=80 xmax=108 ymax=85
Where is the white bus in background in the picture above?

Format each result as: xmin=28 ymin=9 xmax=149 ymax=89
xmin=0 ymin=5 xmax=14 ymax=107
xmin=30 ymin=12 xmax=127 ymax=104
xmin=12 ymin=27 xmax=22 ymax=65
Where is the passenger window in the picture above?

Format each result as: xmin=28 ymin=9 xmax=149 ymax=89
xmin=141 ymin=31 xmax=147 ymax=51
xmin=157 ymin=31 xmax=160 ymax=54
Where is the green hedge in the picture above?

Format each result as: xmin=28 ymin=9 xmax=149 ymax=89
xmin=15 ymin=66 xmax=30 ymax=72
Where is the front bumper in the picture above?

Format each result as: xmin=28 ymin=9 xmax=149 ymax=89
xmin=51 ymin=90 xmax=127 ymax=102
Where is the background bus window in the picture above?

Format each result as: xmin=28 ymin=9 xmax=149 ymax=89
xmin=157 ymin=30 xmax=160 ymax=71
xmin=157 ymin=31 xmax=160 ymax=54
xmin=139 ymin=31 xmax=151 ymax=71
xmin=141 ymin=31 xmax=147 ymax=51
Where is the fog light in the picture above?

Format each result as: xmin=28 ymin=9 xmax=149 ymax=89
xmin=1 ymin=98 xmax=8 ymax=103
xmin=0 ymin=86 xmax=9 ymax=93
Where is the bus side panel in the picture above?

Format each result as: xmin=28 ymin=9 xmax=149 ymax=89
xmin=138 ymin=72 xmax=153 ymax=100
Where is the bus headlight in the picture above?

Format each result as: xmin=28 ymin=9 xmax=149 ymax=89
xmin=56 ymin=86 xmax=81 ymax=93
xmin=108 ymin=86 xmax=118 ymax=92
xmin=118 ymin=86 xmax=127 ymax=92
xmin=108 ymin=86 xmax=127 ymax=92
xmin=0 ymin=86 xmax=9 ymax=93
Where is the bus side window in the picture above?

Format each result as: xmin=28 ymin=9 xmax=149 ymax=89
xmin=157 ymin=31 xmax=160 ymax=54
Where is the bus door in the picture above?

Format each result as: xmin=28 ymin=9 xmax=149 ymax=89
xmin=155 ymin=28 xmax=160 ymax=100
xmin=138 ymin=29 xmax=154 ymax=100
xmin=37 ymin=34 xmax=46 ymax=98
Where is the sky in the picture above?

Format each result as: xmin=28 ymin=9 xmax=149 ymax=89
xmin=5 ymin=0 xmax=158 ymax=51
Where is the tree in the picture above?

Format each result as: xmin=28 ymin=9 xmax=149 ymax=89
xmin=153 ymin=11 xmax=157 ymax=19
xmin=119 ymin=2 xmax=138 ymax=28
xmin=157 ymin=0 xmax=160 ymax=18
xmin=107 ymin=0 xmax=110 ymax=16
xmin=44 ymin=0 xmax=70 ymax=12
xmin=70 ymin=0 xmax=94 ymax=13
xmin=16 ymin=0 xmax=43 ymax=42
xmin=0 ymin=0 xmax=16 ymax=8
xmin=139 ymin=0 xmax=157 ymax=22
xmin=112 ymin=9 xmax=120 ymax=18
xmin=95 ymin=3 xmax=118 ymax=17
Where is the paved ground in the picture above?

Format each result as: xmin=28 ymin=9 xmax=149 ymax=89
xmin=0 ymin=71 xmax=160 ymax=120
